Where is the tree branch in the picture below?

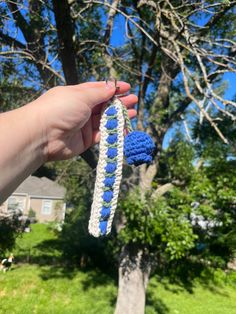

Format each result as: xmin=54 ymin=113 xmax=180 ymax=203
xmin=53 ymin=0 xmax=97 ymax=168
xmin=52 ymin=0 xmax=78 ymax=85
xmin=103 ymin=0 xmax=119 ymax=46
xmin=103 ymin=0 xmax=120 ymax=77
xmin=0 ymin=30 xmax=26 ymax=50
xmin=151 ymin=182 xmax=174 ymax=199
xmin=7 ymin=2 xmax=33 ymax=44
xmin=199 ymin=2 xmax=236 ymax=37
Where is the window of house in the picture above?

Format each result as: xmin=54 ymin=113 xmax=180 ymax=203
xmin=7 ymin=197 xmax=18 ymax=211
xmin=7 ymin=197 xmax=25 ymax=212
xmin=41 ymin=200 xmax=52 ymax=215
xmin=17 ymin=199 xmax=25 ymax=211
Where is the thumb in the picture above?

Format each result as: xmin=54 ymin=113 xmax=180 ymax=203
xmin=79 ymin=84 xmax=116 ymax=108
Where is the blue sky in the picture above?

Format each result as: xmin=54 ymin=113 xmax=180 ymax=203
xmin=223 ymin=73 xmax=236 ymax=100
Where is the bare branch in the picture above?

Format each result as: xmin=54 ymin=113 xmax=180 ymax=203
xmin=0 ymin=30 xmax=26 ymax=50
xmin=0 ymin=50 xmax=65 ymax=82
xmin=172 ymin=39 xmax=229 ymax=144
xmin=151 ymin=183 xmax=174 ymax=199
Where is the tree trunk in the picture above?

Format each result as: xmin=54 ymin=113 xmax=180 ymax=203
xmin=52 ymin=0 xmax=78 ymax=85
xmin=52 ymin=0 xmax=97 ymax=169
xmin=115 ymin=245 xmax=151 ymax=314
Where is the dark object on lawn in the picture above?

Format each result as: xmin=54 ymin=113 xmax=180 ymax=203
xmin=0 ymin=253 xmax=14 ymax=272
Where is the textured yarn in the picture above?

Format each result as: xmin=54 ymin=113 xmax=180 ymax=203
xmin=88 ymin=98 xmax=125 ymax=237
xmin=107 ymin=147 xmax=118 ymax=158
xmin=99 ymin=221 xmax=108 ymax=234
xmin=107 ymin=134 xmax=118 ymax=144
xmin=104 ymin=177 xmax=115 ymax=187
xmin=89 ymin=98 xmax=155 ymax=237
xmin=124 ymin=131 xmax=155 ymax=166
xmin=106 ymin=107 xmax=117 ymax=116
xmin=105 ymin=119 xmax=118 ymax=129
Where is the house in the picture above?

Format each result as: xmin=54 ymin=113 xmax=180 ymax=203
xmin=0 ymin=176 xmax=66 ymax=223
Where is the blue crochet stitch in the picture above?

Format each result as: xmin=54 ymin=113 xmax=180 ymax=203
xmin=98 ymin=103 xmax=119 ymax=236
xmin=124 ymin=131 xmax=155 ymax=166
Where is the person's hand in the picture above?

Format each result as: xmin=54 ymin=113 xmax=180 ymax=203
xmin=33 ymin=81 xmax=137 ymax=161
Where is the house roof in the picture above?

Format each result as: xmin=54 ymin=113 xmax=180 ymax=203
xmin=14 ymin=176 xmax=66 ymax=199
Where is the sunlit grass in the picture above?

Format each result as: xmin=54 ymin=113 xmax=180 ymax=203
xmin=0 ymin=224 xmax=236 ymax=314
xmin=146 ymin=276 xmax=236 ymax=314
xmin=0 ymin=264 xmax=116 ymax=314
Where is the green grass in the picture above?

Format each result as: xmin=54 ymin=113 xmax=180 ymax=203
xmin=14 ymin=223 xmax=61 ymax=263
xmin=0 ymin=224 xmax=236 ymax=314
xmin=0 ymin=265 xmax=116 ymax=314
xmin=16 ymin=223 xmax=56 ymax=246
xmin=146 ymin=277 xmax=236 ymax=314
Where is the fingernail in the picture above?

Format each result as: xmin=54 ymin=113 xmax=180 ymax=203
xmin=105 ymin=79 xmax=116 ymax=89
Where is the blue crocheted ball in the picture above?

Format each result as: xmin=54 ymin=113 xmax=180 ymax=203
xmin=124 ymin=131 xmax=155 ymax=166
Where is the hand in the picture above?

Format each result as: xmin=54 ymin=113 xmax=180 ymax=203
xmin=34 ymin=81 xmax=137 ymax=161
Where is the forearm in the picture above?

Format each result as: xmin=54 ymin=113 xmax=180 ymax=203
xmin=0 ymin=103 xmax=46 ymax=203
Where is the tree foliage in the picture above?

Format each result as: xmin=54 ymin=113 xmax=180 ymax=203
xmin=0 ymin=212 xmax=25 ymax=255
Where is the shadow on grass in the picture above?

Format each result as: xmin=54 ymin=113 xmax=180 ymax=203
xmin=15 ymin=239 xmax=62 ymax=265
xmin=146 ymin=279 xmax=170 ymax=314
xmin=80 ymin=269 xmax=116 ymax=290
xmin=38 ymin=263 xmax=116 ymax=285
xmin=146 ymin=295 xmax=170 ymax=314
xmin=80 ymin=269 xmax=117 ymax=308
xmin=155 ymin=258 xmax=232 ymax=298
xmin=18 ymin=237 xmax=115 ymax=287
xmin=15 ymin=237 xmax=76 ymax=280
xmin=40 ymin=265 xmax=77 ymax=280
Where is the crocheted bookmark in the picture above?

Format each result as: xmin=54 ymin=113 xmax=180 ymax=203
xmin=88 ymin=96 xmax=155 ymax=237
xmin=89 ymin=98 xmax=124 ymax=237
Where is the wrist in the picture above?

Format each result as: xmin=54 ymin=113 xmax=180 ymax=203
xmin=22 ymin=101 xmax=48 ymax=165
xmin=0 ymin=103 xmax=48 ymax=202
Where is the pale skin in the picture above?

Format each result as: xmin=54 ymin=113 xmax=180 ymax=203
xmin=0 ymin=81 xmax=137 ymax=203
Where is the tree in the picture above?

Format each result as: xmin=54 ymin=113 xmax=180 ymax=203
xmin=0 ymin=211 xmax=25 ymax=255
xmin=105 ymin=2 xmax=236 ymax=313
xmin=1 ymin=1 xmax=236 ymax=313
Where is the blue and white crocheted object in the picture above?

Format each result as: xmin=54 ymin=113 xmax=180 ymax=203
xmin=88 ymin=97 xmax=155 ymax=237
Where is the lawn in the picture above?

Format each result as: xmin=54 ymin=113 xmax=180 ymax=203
xmin=0 ymin=224 xmax=236 ymax=314
xmin=0 ymin=264 xmax=116 ymax=314
xmin=146 ymin=277 xmax=236 ymax=314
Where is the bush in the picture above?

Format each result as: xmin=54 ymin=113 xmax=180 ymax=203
xmin=28 ymin=208 xmax=37 ymax=223
xmin=0 ymin=211 xmax=25 ymax=255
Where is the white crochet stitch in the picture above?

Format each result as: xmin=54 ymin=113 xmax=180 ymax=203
xmin=88 ymin=98 xmax=125 ymax=237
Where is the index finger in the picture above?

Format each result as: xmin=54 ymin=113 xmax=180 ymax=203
xmin=70 ymin=81 xmax=131 ymax=95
